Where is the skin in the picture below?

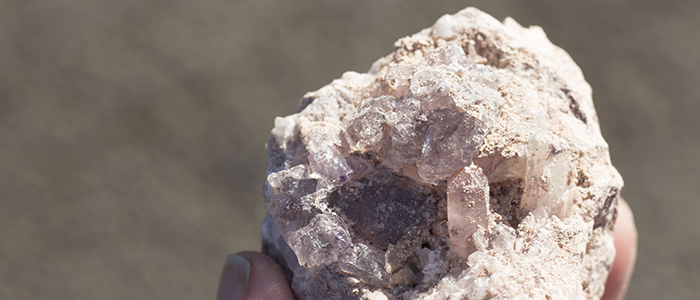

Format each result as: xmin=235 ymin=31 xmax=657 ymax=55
xmin=601 ymin=198 xmax=638 ymax=300
xmin=218 ymin=252 xmax=295 ymax=300
xmin=218 ymin=199 xmax=637 ymax=300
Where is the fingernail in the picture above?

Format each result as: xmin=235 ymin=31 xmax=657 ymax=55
xmin=217 ymin=253 xmax=251 ymax=300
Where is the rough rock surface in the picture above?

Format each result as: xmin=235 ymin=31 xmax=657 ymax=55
xmin=261 ymin=7 xmax=623 ymax=300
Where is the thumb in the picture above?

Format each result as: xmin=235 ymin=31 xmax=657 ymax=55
xmin=217 ymin=252 xmax=294 ymax=300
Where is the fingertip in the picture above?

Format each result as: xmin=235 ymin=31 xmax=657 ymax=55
xmin=217 ymin=253 xmax=251 ymax=300
xmin=237 ymin=251 xmax=295 ymax=300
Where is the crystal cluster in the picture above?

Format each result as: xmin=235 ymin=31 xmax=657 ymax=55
xmin=261 ymin=7 xmax=623 ymax=300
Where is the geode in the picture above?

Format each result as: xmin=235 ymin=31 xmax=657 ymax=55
xmin=261 ymin=7 xmax=623 ymax=300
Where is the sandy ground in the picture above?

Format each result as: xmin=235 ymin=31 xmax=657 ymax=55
xmin=1 ymin=1 xmax=698 ymax=299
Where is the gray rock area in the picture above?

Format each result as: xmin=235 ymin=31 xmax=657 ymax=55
xmin=262 ymin=8 xmax=622 ymax=300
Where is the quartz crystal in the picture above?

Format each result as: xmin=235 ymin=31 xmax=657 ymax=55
xmin=261 ymin=7 xmax=623 ymax=300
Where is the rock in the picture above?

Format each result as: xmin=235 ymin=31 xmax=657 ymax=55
xmin=261 ymin=7 xmax=623 ymax=300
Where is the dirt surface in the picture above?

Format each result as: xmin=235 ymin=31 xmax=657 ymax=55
xmin=1 ymin=1 xmax=698 ymax=299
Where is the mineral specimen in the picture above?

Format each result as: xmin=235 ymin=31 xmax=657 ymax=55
xmin=261 ymin=7 xmax=623 ymax=300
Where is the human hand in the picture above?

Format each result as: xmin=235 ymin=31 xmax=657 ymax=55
xmin=217 ymin=199 xmax=637 ymax=300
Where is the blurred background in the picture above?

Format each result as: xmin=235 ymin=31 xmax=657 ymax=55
xmin=0 ymin=0 xmax=698 ymax=299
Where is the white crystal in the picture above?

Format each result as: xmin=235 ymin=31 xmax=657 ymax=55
xmin=446 ymin=164 xmax=489 ymax=259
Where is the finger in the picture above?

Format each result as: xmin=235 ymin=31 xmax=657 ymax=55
xmin=217 ymin=253 xmax=251 ymax=300
xmin=226 ymin=252 xmax=294 ymax=300
xmin=601 ymin=197 xmax=638 ymax=300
